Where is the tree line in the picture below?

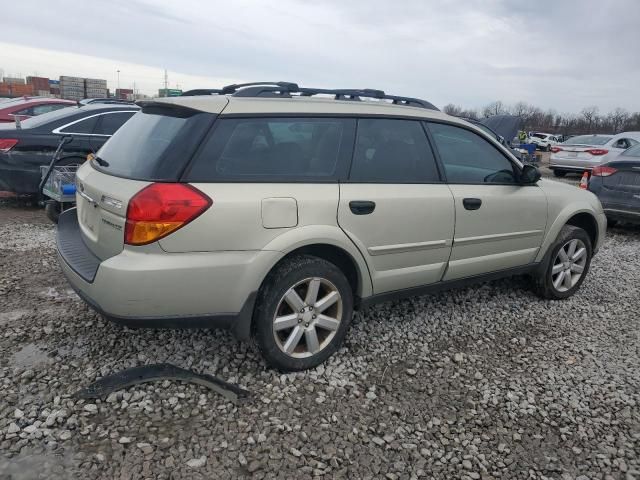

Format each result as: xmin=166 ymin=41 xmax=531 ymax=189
xmin=442 ymin=101 xmax=640 ymax=136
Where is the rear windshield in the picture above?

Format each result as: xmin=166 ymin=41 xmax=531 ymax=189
xmin=623 ymin=144 xmax=640 ymax=157
xmin=563 ymin=135 xmax=612 ymax=146
xmin=94 ymin=109 xmax=215 ymax=180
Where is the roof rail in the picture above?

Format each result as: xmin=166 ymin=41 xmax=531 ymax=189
xmin=181 ymin=88 xmax=224 ymax=96
xmin=179 ymin=81 xmax=438 ymax=111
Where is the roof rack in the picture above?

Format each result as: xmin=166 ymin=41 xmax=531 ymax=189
xmin=180 ymin=81 xmax=438 ymax=110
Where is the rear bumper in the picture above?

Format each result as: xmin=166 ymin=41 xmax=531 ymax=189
xmin=56 ymin=209 xmax=280 ymax=339
xmin=0 ymin=159 xmax=40 ymax=195
xmin=548 ymin=159 xmax=601 ymax=171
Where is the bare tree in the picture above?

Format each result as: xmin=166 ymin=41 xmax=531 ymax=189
xmin=482 ymin=101 xmax=506 ymax=118
xmin=581 ymin=106 xmax=600 ymax=133
xmin=442 ymin=104 xmax=462 ymax=116
xmin=607 ymin=108 xmax=629 ymax=134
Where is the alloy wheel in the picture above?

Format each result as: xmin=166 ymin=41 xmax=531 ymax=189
xmin=272 ymin=277 xmax=343 ymax=358
xmin=551 ymin=238 xmax=587 ymax=292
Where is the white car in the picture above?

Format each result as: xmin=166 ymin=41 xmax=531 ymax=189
xmin=549 ymin=132 xmax=640 ymax=177
xmin=529 ymin=132 xmax=560 ymax=151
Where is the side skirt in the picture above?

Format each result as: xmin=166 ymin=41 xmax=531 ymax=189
xmin=358 ymin=263 xmax=539 ymax=309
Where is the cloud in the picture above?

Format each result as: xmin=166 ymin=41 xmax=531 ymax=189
xmin=1 ymin=0 xmax=639 ymax=112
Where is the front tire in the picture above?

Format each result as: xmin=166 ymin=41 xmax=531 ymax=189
xmin=253 ymin=255 xmax=354 ymax=371
xmin=534 ymin=225 xmax=592 ymax=300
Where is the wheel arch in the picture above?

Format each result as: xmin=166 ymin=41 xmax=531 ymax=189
xmin=536 ymin=207 xmax=600 ymax=263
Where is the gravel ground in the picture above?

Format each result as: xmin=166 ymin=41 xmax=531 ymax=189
xmin=1 ymin=175 xmax=639 ymax=479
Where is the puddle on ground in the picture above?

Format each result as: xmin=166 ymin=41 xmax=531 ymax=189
xmin=0 ymin=309 xmax=29 ymax=326
xmin=9 ymin=342 xmax=88 ymax=369
xmin=10 ymin=343 xmax=53 ymax=368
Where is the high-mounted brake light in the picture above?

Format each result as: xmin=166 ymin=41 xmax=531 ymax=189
xmin=124 ymin=183 xmax=212 ymax=246
xmin=585 ymin=149 xmax=608 ymax=156
xmin=591 ymin=165 xmax=617 ymax=177
xmin=0 ymin=139 xmax=18 ymax=152
xmin=550 ymin=146 xmax=562 ymax=153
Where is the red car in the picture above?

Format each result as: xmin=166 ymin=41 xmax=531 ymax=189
xmin=0 ymin=97 xmax=76 ymax=123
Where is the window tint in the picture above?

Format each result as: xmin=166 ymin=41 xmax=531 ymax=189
xmin=32 ymin=104 xmax=67 ymax=115
xmin=60 ymin=115 xmax=99 ymax=134
xmin=13 ymin=107 xmax=35 ymax=116
xmin=95 ymin=112 xmax=135 ymax=135
xmin=428 ymin=122 xmax=518 ymax=184
xmin=96 ymin=110 xmax=214 ymax=180
xmin=186 ymin=118 xmax=352 ymax=181
xmin=564 ymin=135 xmax=612 ymax=146
xmin=349 ymin=119 xmax=440 ymax=183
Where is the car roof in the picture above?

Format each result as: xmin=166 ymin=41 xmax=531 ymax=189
xmin=149 ymin=95 xmax=454 ymax=122
xmin=613 ymin=131 xmax=640 ymax=140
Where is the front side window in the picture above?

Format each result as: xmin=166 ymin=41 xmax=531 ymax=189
xmin=349 ymin=118 xmax=440 ymax=183
xmin=186 ymin=117 xmax=353 ymax=181
xmin=427 ymin=122 xmax=518 ymax=184
xmin=32 ymin=104 xmax=67 ymax=115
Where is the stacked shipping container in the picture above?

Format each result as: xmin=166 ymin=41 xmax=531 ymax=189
xmin=85 ymin=78 xmax=108 ymax=99
xmin=59 ymin=76 xmax=85 ymax=100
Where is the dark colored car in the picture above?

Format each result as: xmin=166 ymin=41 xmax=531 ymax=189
xmin=0 ymin=97 xmax=76 ymax=123
xmin=588 ymin=143 xmax=640 ymax=225
xmin=0 ymin=104 xmax=138 ymax=196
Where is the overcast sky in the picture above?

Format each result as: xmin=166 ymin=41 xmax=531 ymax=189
xmin=2 ymin=0 xmax=639 ymax=113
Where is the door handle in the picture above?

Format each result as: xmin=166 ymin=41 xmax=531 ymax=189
xmin=349 ymin=200 xmax=376 ymax=215
xmin=463 ymin=198 xmax=482 ymax=210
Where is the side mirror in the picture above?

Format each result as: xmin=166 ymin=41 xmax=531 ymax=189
xmin=520 ymin=164 xmax=541 ymax=184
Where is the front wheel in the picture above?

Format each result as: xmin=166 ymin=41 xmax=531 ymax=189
xmin=534 ymin=225 xmax=592 ymax=300
xmin=253 ymin=255 xmax=353 ymax=371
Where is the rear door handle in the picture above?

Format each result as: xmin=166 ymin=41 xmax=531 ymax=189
xmin=349 ymin=200 xmax=376 ymax=215
xmin=463 ymin=198 xmax=482 ymax=210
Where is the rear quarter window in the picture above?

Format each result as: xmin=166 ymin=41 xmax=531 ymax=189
xmin=185 ymin=117 xmax=355 ymax=182
xmin=94 ymin=109 xmax=215 ymax=181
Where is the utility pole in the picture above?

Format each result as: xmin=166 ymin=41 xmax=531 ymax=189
xmin=164 ymin=69 xmax=168 ymax=96
xmin=117 ymin=69 xmax=120 ymax=92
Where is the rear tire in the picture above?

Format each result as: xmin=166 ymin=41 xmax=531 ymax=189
xmin=253 ymin=255 xmax=353 ymax=371
xmin=44 ymin=200 xmax=62 ymax=223
xmin=553 ymin=170 xmax=566 ymax=177
xmin=534 ymin=225 xmax=592 ymax=300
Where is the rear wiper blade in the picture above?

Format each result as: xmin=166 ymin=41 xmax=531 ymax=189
xmin=93 ymin=156 xmax=109 ymax=167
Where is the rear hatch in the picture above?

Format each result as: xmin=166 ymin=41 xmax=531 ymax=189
xmin=75 ymin=98 xmax=226 ymax=260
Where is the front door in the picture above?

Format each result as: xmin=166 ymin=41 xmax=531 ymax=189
xmin=338 ymin=118 xmax=455 ymax=294
xmin=426 ymin=122 xmax=547 ymax=281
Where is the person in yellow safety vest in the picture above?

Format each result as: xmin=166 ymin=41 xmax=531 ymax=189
xmin=518 ymin=130 xmax=527 ymax=143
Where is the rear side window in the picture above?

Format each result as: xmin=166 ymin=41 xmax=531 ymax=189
xmin=349 ymin=118 xmax=440 ymax=183
xmin=95 ymin=110 xmax=214 ymax=180
xmin=59 ymin=115 xmax=99 ymax=134
xmin=94 ymin=111 xmax=136 ymax=136
xmin=427 ymin=122 xmax=518 ymax=184
xmin=186 ymin=118 xmax=354 ymax=181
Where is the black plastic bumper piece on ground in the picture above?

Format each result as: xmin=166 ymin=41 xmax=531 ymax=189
xmin=75 ymin=363 xmax=250 ymax=404
xmin=57 ymin=208 xmax=101 ymax=283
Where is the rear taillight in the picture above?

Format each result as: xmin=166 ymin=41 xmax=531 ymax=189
xmin=550 ymin=146 xmax=562 ymax=153
xmin=124 ymin=183 xmax=212 ymax=246
xmin=0 ymin=139 xmax=18 ymax=152
xmin=591 ymin=165 xmax=617 ymax=177
xmin=585 ymin=149 xmax=608 ymax=156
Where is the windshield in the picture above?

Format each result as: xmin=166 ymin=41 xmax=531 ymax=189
xmin=531 ymin=133 xmax=547 ymax=139
xmin=622 ymin=144 xmax=640 ymax=157
xmin=95 ymin=110 xmax=214 ymax=180
xmin=563 ymin=135 xmax=612 ymax=146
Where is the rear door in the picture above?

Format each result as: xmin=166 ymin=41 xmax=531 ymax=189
xmin=426 ymin=122 xmax=547 ymax=280
xmin=337 ymin=118 xmax=454 ymax=294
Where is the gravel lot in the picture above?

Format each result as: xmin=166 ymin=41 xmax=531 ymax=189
xmin=1 ymin=169 xmax=639 ymax=479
